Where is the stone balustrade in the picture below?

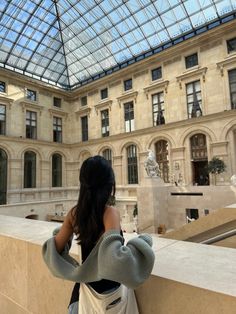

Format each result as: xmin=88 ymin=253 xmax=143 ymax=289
xmin=0 ymin=215 xmax=235 ymax=314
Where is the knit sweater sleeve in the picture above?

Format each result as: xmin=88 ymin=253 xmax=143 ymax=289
xmin=98 ymin=230 xmax=155 ymax=289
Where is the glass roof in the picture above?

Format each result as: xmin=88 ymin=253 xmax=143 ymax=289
xmin=0 ymin=0 xmax=236 ymax=90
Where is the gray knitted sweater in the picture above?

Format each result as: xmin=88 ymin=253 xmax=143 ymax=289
xmin=42 ymin=229 xmax=155 ymax=289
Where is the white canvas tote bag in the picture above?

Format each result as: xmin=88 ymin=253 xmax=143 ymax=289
xmin=79 ymin=283 xmax=139 ymax=314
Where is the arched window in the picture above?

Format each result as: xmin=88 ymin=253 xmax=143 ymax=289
xmin=52 ymin=153 xmax=62 ymax=187
xmin=24 ymin=151 xmax=36 ymax=188
xmin=0 ymin=149 xmax=7 ymax=204
xmin=190 ymin=133 xmax=209 ymax=186
xmin=155 ymin=140 xmax=169 ymax=182
xmin=102 ymin=148 xmax=112 ymax=166
xmin=127 ymin=145 xmax=138 ymax=184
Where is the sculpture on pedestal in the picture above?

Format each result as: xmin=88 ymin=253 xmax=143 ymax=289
xmin=144 ymin=149 xmax=161 ymax=177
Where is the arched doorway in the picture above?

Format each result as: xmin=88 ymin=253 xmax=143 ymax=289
xmin=0 ymin=149 xmax=7 ymax=204
xmin=190 ymin=133 xmax=209 ymax=185
xmin=155 ymin=140 xmax=169 ymax=182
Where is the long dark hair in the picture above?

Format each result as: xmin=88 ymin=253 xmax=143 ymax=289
xmin=73 ymin=155 xmax=116 ymax=249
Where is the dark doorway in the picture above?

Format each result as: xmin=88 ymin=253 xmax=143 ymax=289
xmin=192 ymin=160 xmax=209 ymax=186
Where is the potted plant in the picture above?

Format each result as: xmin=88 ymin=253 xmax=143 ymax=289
xmin=207 ymin=157 xmax=226 ymax=185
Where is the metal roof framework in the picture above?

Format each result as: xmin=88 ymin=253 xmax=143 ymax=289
xmin=0 ymin=0 xmax=236 ymax=90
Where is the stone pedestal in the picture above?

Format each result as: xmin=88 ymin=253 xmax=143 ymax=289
xmin=137 ymin=176 xmax=169 ymax=233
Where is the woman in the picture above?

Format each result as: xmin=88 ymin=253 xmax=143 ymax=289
xmin=43 ymin=156 xmax=155 ymax=313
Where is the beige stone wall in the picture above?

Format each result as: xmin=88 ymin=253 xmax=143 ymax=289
xmin=1 ymin=216 xmax=236 ymax=314
xmin=0 ymin=20 xmax=236 ymax=225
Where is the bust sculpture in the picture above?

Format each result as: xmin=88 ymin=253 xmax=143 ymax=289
xmin=144 ymin=149 xmax=161 ymax=177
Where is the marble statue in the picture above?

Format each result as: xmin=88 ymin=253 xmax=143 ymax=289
xmin=230 ymin=174 xmax=236 ymax=186
xmin=144 ymin=149 xmax=161 ymax=177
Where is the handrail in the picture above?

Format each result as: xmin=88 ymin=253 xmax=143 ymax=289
xmin=201 ymin=229 xmax=236 ymax=244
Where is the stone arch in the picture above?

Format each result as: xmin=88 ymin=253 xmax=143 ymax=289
xmin=220 ymin=119 xmax=236 ymax=141
xmin=0 ymin=144 xmax=13 ymax=159
xmin=78 ymin=149 xmax=92 ymax=163
xmin=97 ymin=143 xmax=116 ymax=156
xmin=180 ymin=125 xmax=216 ymax=147
xmin=47 ymin=149 xmax=69 ymax=162
xmin=119 ymin=139 xmax=142 ymax=156
xmin=147 ymin=133 xmax=176 ymax=151
xmin=18 ymin=146 xmax=43 ymax=161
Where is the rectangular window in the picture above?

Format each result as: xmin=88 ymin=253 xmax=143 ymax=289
xmin=227 ymin=38 xmax=236 ymax=54
xmin=26 ymin=110 xmax=37 ymax=139
xmin=124 ymin=102 xmax=134 ymax=132
xmin=101 ymin=109 xmax=109 ymax=137
xmin=26 ymin=89 xmax=37 ymax=101
xmin=186 ymin=80 xmax=202 ymax=118
xmin=53 ymin=97 xmax=61 ymax=108
xmin=81 ymin=116 xmax=88 ymax=142
xmin=127 ymin=145 xmax=138 ymax=184
xmin=101 ymin=88 xmax=108 ymax=100
xmin=124 ymin=79 xmax=132 ymax=91
xmin=0 ymin=105 xmax=6 ymax=135
xmin=53 ymin=117 xmax=62 ymax=142
xmin=229 ymin=69 xmax=236 ymax=109
xmin=152 ymin=92 xmax=165 ymax=126
xmin=186 ymin=208 xmax=199 ymax=223
xmin=185 ymin=53 xmax=198 ymax=69
xmin=81 ymin=96 xmax=87 ymax=106
xmin=151 ymin=67 xmax=162 ymax=81
xmin=0 ymin=81 xmax=6 ymax=93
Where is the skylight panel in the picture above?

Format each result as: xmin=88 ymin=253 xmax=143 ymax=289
xmin=0 ymin=0 xmax=235 ymax=89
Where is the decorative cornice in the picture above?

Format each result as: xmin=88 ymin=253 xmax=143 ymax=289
xmin=75 ymin=107 xmax=91 ymax=119
xmin=117 ymin=91 xmax=138 ymax=106
xmin=143 ymin=80 xmax=169 ymax=99
xmin=94 ymin=100 xmax=113 ymax=114
xmin=0 ymin=95 xmax=14 ymax=108
xmin=176 ymin=67 xmax=208 ymax=89
xmin=216 ymin=54 xmax=236 ymax=76
xmin=48 ymin=108 xmax=68 ymax=119
xmin=20 ymin=101 xmax=44 ymax=115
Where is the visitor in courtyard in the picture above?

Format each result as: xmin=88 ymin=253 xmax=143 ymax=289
xmin=43 ymin=155 xmax=155 ymax=313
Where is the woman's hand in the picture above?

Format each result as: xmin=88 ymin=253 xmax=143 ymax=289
xmin=103 ymin=206 xmax=121 ymax=231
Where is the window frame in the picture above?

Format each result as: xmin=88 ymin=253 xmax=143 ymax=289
xmin=52 ymin=153 xmax=62 ymax=187
xmin=228 ymin=69 xmax=236 ymax=109
xmin=152 ymin=92 xmax=165 ymax=126
xmin=155 ymin=140 xmax=169 ymax=183
xmin=124 ymin=101 xmax=134 ymax=133
xmin=151 ymin=67 xmax=162 ymax=81
xmin=53 ymin=116 xmax=62 ymax=143
xmin=81 ymin=96 xmax=88 ymax=107
xmin=0 ymin=104 xmax=6 ymax=135
xmin=26 ymin=110 xmax=37 ymax=139
xmin=53 ymin=97 xmax=62 ymax=108
xmin=127 ymin=144 xmax=138 ymax=184
xmin=102 ymin=148 xmax=112 ymax=166
xmin=186 ymin=80 xmax=202 ymax=118
xmin=24 ymin=151 xmax=36 ymax=189
xmin=101 ymin=109 xmax=109 ymax=137
xmin=81 ymin=115 xmax=88 ymax=142
xmin=185 ymin=53 xmax=198 ymax=69
xmin=227 ymin=37 xmax=236 ymax=54
xmin=124 ymin=78 xmax=133 ymax=91
xmin=0 ymin=81 xmax=6 ymax=93
xmin=26 ymin=88 xmax=37 ymax=102
xmin=100 ymin=88 xmax=108 ymax=100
